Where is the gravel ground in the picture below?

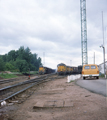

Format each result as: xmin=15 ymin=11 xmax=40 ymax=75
xmin=0 ymin=76 xmax=107 ymax=120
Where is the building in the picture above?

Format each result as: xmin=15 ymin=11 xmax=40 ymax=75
xmin=99 ymin=61 xmax=107 ymax=74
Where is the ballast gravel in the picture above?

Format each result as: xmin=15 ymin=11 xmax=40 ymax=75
xmin=0 ymin=76 xmax=107 ymax=120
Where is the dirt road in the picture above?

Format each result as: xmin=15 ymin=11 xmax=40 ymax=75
xmin=0 ymin=76 xmax=107 ymax=120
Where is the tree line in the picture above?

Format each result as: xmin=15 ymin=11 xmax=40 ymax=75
xmin=0 ymin=46 xmax=42 ymax=73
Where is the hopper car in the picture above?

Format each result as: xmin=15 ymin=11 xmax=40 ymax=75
xmin=39 ymin=65 xmax=55 ymax=75
xmin=78 ymin=65 xmax=82 ymax=74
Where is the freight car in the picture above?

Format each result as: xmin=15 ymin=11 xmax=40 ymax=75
xmin=39 ymin=65 xmax=55 ymax=75
xmin=71 ymin=66 xmax=78 ymax=74
xmin=78 ymin=65 xmax=82 ymax=74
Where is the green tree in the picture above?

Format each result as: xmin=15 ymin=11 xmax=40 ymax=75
xmin=5 ymin=62 xmax=15 ymax=71
xmin=15 ymin=59 xmax=29 ymax=72
xmin=37 ymin=57 xmax=42 ymax=70
xmin=31 ymin=54 xmax=42 ymax=70
xmin=0 ymin=58 xmax=5 ymax=71
xmin=0 ymin=54 xmax=8 ymax=62
xmin=17 ymin=46 xmax=25 ymax=60
xmin=24 ymin=47 xmax=32 ymax=66
xmin=30 ymin=64 xmax=36 ymax=71
xmin=7 ymin=50 xmax=17 ymax=62
xmin=0 ymin=46 xmax=42 ymax=72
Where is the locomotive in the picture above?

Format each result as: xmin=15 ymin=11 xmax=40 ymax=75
xmin=39 ymin=65 xmax=55 ymax=75
xmin=57 ymin=63 xmax=67 ymax=75
xmin=57 ymin=63 xmax=82 ymax=75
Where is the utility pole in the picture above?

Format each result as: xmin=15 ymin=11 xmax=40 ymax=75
xmin=100 ymin=11 xmax=106 ymax=79
xmin=102 ymin=11 xmax=104 ymax=46
xmin=100 ymin=45 xmax=106 ymax=78
xmin=70 ymin=60 xmax=72 ymax=66
xmin=93 ymin=52 xmax=95 ymax=64
xmin=80 ymin=0 xmax=88 ymax=66
xmin=43 ymin=52 xmax=45 ymax=66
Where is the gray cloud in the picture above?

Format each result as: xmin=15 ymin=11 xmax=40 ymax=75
xmin=0 ymin=0 xmax=107 ymax=68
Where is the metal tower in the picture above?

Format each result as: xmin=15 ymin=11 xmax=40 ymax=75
xmin=80 ymin=0 xmax=88 ymax=66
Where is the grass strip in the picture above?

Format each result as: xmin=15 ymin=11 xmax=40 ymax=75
xmin=0 ymin=73 xmax=17 ymax=79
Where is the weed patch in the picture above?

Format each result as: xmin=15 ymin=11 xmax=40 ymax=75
xmin=0 ymin=73 xmax=17 ymax=79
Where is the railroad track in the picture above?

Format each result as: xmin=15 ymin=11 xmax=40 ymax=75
xmin=0 ymin=73 xmax=64 ymax=106
xmin=0 ymin=75 xmax=37 ymax=84
xmin=0 ymin=79 xmax=17 ymax=84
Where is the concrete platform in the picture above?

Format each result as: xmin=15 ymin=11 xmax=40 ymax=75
xmin=33 ymin=99 xmax=74 ymax=109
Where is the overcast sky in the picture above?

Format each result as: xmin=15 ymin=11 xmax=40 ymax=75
xmin=0 ymin=0 xmax=107 ymax=69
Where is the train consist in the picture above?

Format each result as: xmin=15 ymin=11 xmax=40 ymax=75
xmin=57 ymin=63 xmax=82 ymax=75
xmin=38 ymin=63 xmax=82 ymax=75
xmin=39 ymin=65 xmax=55 ymax=75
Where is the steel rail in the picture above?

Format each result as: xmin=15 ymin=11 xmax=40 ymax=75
xmin=0 ymin=79 xmax=47 ymax=103
xmin=0 ymin=75 xmax=47 ymax=92
xmin=0 ymin=73 xmax=56 ymax=104
xmin=0 ymin=73 xmax=55 ymax=84
xmin=0 ymin=76 xmax=40 ymax=84
xmin=0 ymin=79 xmax=16 ymax=84
xmin=0 ymin=76 xmax=30 ymax=84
